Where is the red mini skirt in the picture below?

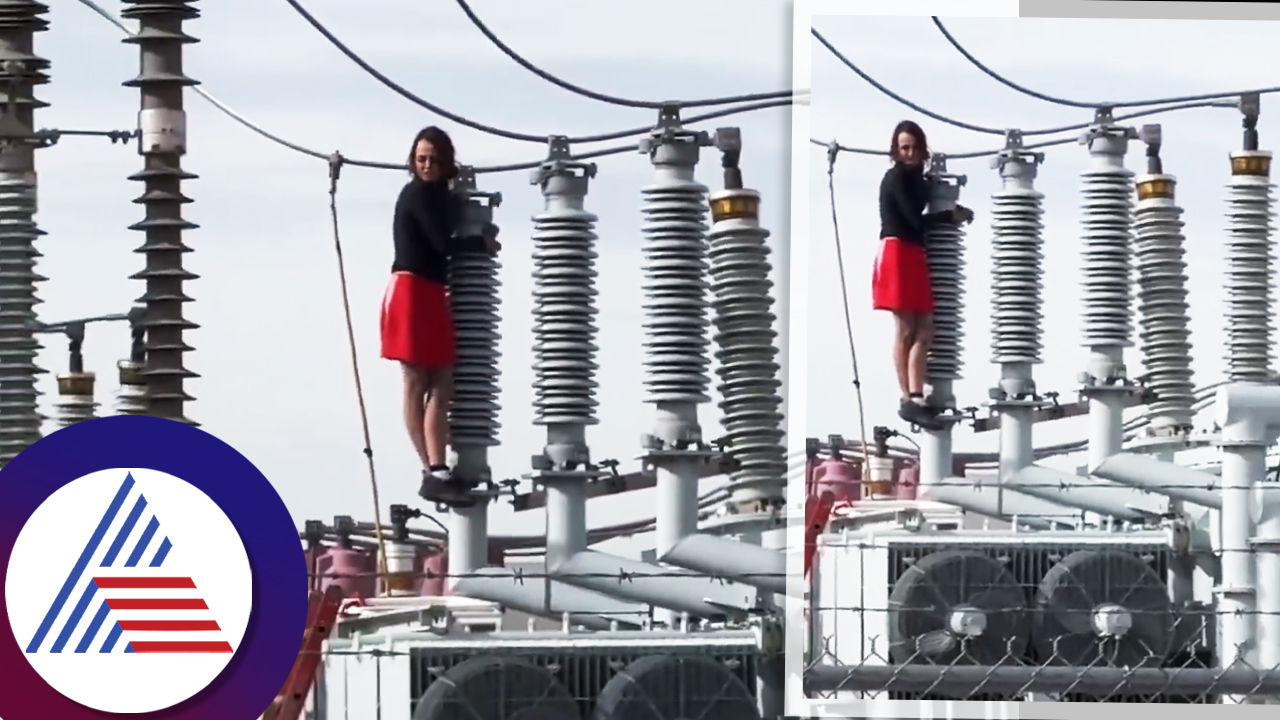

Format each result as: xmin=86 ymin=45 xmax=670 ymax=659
xmin=871 ymin=237 xmax=934 ymax=314
xmin=380 ymin=272 xmax=457 ymax=368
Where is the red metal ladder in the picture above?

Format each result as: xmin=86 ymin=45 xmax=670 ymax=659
xmin=804 ymin=490 xmax=836 ymax=578
xmin=264 ymin=584 xmax=345 ymax=720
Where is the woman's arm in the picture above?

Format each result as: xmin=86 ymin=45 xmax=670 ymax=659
xmin=887 ymin=170 xmax=958 ymax=236
xmin=397 ymin=185 xmax=452 ymax=254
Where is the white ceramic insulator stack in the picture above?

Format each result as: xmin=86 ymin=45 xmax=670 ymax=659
xmin=1223 ymin=152 xmax=1276 ymax=383
xmin=53 ymin=393 xmax=97 ymax=427
xmin=708 ymin=190 xmax=786 ymax=500
xmin=989 ymin=152 xmax=1045 ymax=364
xmin=1079 ymin=130 xmax=1135 ymax=349
xmin=639 ymin=150 xmax=711 ymax=404
xmin=530 ymin=174 xmax=599 ymax=426
xmin=925 ymin=175 xmax=966 ymax=381
xmin=1133 ymin=177 xmax=1195 ymax=428
xmin=448 ymin=194 xmax=503 ymax=447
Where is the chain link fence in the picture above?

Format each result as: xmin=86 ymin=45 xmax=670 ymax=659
xmin=805 ymin=532 xmax=1280 ymax=704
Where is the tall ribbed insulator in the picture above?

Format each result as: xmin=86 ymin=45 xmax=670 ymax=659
xmin=1134 ymin=173 xmax=1195 ymax=429
xmin=707 ymin=188 xmax=786 ymax=502
xmin=530 ymin=148 xmax=598 ymax=427
xmin=924 ymin=161 xmax=966 ymax=381
xmin=448 ymin=170 xmax=502 ymax=448
xmin=0 ymin=0 xmax=49 ymax=463
xmin=1224 ymin=150 xmax=1275 ymax=382
xmin=989 ymin=149 xmax=1045 ymax=365
xmin=114 ymin=359 xmax=147 ymax=415
xmin=53 ymin=371 xmax=96 ymax=427
xmin=121 ymin=0 xmax=200 ymax=424
xmin=1079 ymin=125 xmax=1136 ymax=349
xmin=638 ymin=132 xmax=711 ymax=404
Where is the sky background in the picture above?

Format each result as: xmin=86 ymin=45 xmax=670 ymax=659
xmin=808 ymin=14 xmax=1280 ymax=472
xmin=33 ymin=0 xmax=794 ymax=540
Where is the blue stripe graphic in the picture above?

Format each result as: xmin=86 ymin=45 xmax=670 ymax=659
xmin=125 ymin=642 xmax=135 ymax=653
xmin=26 ymin=474 xmax=135 ymax=653
xmin=150 ymin=537 xmax=172 ymax=567
xmin=101 ymin=495 xmax=147 ymax=567
xmin=50 ymin=580 xmax=98 ymax=653
xmin=125 ymin=516 xmax=159 ymax=567
xmin=100 ymin=621 xmax=123 ymax=653
xmin=76 ymin=600 xmax=111 ymax=653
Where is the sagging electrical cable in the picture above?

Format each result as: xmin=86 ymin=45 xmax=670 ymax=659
xmin=933 ymin=16 xmax=1280 ymax=110
xmin=285 ymin=0 xmax=799 ymax=145
xmin=326 ymin=153 xmax=391 ymax=590
xmin=810 ymin=98 xmax=1238 ymax=162
xmin=823 ymin=143 xmax=873 ymax=483
xmin=454 ymin=0 xmax=798 ymax=109
xmin=813 ymin=28 xmax=1238 ymax=138
xmin=74 ymin=1 xmax=757 ymax=176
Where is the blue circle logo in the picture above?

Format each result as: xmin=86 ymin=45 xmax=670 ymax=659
xmin=0 ymin=415 xmax=308 ymax=719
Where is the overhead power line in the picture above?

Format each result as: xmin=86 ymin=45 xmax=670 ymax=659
xmin=809 ymin=98 xmax=1237 ymax=163
xmin=932 ymin=16 xmax=1280 ymax=110
xmin=453 ymin=0 xmax=799 ymax=109
xmin=76 ymin=0 xmax=786 ymax=175
xmin=284 ymin=0 xmax=800 ymax=145
xmin=812 ymin=28 xmax=1238 ymax=138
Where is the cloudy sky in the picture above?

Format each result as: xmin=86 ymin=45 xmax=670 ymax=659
xmin=808 ymin=14 xmax=1280 ymax=471
xmin=35 ymin=0 xmax=793 ymax=535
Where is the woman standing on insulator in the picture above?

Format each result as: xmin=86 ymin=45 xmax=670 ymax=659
xmin=380 ymin=125 xmax=500 ymax=506
xmin=873 ymin=120 xmax=973 ymax=430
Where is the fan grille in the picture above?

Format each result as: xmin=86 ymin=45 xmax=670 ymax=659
xmin=410 ymin=644 xmax=758 ymax=718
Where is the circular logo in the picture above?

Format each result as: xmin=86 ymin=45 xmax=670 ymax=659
xmin=0 ymin=416 xmax=308 ymax=719
xmin=7 ymin=468 xmax=254 ymax=712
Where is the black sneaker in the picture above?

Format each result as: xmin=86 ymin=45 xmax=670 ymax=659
xmin=899 ymin=400 xmax=945 ymax=431
xmin=419 ymin=469 xmax=477 ymax=508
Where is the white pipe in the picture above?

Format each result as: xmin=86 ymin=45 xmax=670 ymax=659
xmin=1086 ymin=348 xmax=1127 ymax=473
xmin=918 ymin=379 xmax=955 ymax=487
xmin=1215 ymin=383 xmax=1280 ymax=703
xmin=1253 ymin=489 xmax=1280 ymax=700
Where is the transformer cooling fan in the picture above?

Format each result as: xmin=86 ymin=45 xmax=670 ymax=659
xmin=592 ymin=654 xmax=760 ymax=720
xmin=887 ymin=549 xmax=1030 ymax=665
xmin=1032 ymin=549 xmax=1174 ymax=668
xmin=412 ymin=655 xmax=580 ymax=720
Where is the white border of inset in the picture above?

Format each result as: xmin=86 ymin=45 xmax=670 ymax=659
xmin=787 ymin=0 xmax=1280 ymax=718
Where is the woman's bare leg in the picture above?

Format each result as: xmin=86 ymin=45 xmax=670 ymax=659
xmin=907 ymin=314 xmax=934 ymax=397
xmin=423 ymin=367 xmax=453 ymax=468
xmin=892 ymin=312 xmax=916 ymax=399
xmin=401 ymin=363 xmax=431 ymax=468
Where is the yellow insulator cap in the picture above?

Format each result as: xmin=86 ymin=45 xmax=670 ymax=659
xmin=57 ymin=371 xmax=96 ymax=397
xmin=1231 ymin=151 xmax=1272 ymax=177
xmin=709 ymin=189 xmax=760 ymax=223
xmin=1136 ymin=176 xmax=1176 ymax=201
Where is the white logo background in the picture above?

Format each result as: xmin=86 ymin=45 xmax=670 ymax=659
xmin=5 ymin=468 xmax=253 ymax=713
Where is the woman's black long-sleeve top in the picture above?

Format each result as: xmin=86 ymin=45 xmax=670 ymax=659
xmin=391 ymin=177 xmax=486 ymax=285
xmin=878 ymin=163 xmax=953 ymax=247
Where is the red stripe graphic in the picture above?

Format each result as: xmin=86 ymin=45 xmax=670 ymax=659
xmin=94 ymin=577 xmax=196 ymax=589
xmin=130 ymin=642 xmax=233 ymax=653
xmin=118 ymin=620 xmax=221 ymax=632
xmin=106 ymin=598 xmax=208 ymax=610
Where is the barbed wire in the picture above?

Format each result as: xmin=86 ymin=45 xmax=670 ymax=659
xmin=308 ymin=568 xmax=786 ymax=582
